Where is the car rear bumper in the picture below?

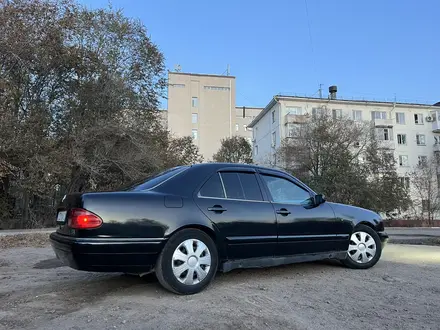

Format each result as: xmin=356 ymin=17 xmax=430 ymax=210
xmin=378 ymin=231 xmax=389 ymax=248
xmin=50 ymin=232 xmax=166 ymax=273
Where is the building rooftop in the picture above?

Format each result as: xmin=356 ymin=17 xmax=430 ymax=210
xmin=168 ymin=71 xmax=236 ymax=79
xmin=248 ymin=95 xmax=440 ymax=128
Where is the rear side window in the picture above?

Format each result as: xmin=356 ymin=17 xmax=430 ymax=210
xmin=130 ymin=166 xmax=188 ymax=191
xmin=221 ymin=172 xmax=263 ymax=201
xmin=199 ymin=174 xmax=225 ymax=198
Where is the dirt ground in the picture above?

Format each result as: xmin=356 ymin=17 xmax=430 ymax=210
xmin=1 ymin=242 xmax=440 ymax=330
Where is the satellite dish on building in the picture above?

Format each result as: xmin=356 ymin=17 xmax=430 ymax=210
xmin=174 ymin=64 xmax=181 ymax=72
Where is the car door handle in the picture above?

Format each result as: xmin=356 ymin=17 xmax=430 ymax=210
xmin=207 ymin=205 xmax=227 ymax=213
xmin=276 ymin=208 xmax=291 ymax=216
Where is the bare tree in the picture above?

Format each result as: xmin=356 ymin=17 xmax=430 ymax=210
xmin=213 ymin=136 xmax=253 ymax=164
xmin=409 ymin=156 xmax=440 ymax=223
xmin=277 ymin=108 xmax=409 ymax=214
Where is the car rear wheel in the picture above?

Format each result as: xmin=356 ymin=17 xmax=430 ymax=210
xmin=155 ymin=228 xmax=218 ymax=294
xmin=342 ymin=224 xmax=382 ymax=269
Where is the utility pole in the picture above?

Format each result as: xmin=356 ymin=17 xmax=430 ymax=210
xmin=318 ymin=84 xmax=323 ymax=98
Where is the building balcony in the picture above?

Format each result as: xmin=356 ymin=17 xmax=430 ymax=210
xmin=432 ymin=120 xmax=440 ymax=133
xmin=284 ymin=114 xmax=308 ymax=124
xmin=372 ymin=118 xmax=394 ymax=127
xmin=429 ymin=110 xmax=440 ymax=133
xmin=377 ymin=140 xmax=396 ymax=150
xmin=434 ymin=144 xmax=440 ymax=153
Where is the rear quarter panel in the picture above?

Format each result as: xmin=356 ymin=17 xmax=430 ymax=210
xmin=76 ymin=191 xmax=218 ymax=239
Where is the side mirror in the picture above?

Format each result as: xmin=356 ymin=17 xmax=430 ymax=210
xmin=314 ymin=194 xmax=325 ymax=206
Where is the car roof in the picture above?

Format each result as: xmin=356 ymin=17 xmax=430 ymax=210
xmin=189 ymin=162 xmax=283 ymax=173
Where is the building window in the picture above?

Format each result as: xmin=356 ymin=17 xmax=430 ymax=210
xmin=399 ymin=155 xmax=409 ymax=167
xmin=418 ymin=155 xmax=428 ymax=166
xmin=377 ymin=128 xmax=391 ymax=141
xmin=400 ymin=177 xmax=410 ymax=189
xmin=169 ymin=83 xmax=185 ymax=88
xmin=271 ymin=110 xmax=275 ymax=123
xmin=396 ymin=112 xmax=405 ymax=124
xmin=192 ymin=113 xmax=198 ymax=124
xmin=192 ymin=129 xmax=198 ymax=140
xmin=416 ymin=134 xmax=426 ymax=146
xmin=332 ymin=109 xmax=342 ymax=119
xmin=287 ymin=124 xmax=295 ymax=138
xmin=191 ymin=97 xmax=198 ymax=107
xmin=312 ymin=107 xmax=325 ymax=118
xmin=254 ymin=145 xmax=258 ymax=156
xmin=352 ymin=110 xmax=362 ymax=121
xmin=235 ymin=124 xmax=239 ymax=132
xmin=414 ymin=114 xmax=424 ymax=125
xmin=397 ymin=134 xmax=407 ymax=145
xmin=243 ymin=125 xmax=247 ymax=131
xmin=372 ymin=111 xmax=387 ymax=120
xmin=286 ymin=106 xmax=302 ymax=115
xmin=204 ymin=86 xmax=230 ymax=91
xmin=271 ymin=132 xmax=276 ymax=147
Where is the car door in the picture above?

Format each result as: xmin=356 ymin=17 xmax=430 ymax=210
xmin=195 ymin=168 xmax=277 ymax=260
xmin=258 ymin=170 xmax=352 ymax=256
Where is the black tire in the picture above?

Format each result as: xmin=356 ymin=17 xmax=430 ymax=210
xmin=155 ymin=228 xmax=218 ymax=295
xmin=342 ymin=224 xmax=382 ymax=269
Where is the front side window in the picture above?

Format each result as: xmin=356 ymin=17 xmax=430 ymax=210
xmin=262 ymin=175 xmax=311 ymax=204
xmin=220 ymin=172 xmax=263 ymax=201
xmin=271 ymin=110 xmax=275 ymax=123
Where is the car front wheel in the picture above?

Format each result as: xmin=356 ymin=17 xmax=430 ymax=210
xmin=342 ymin=224 xmax=382 ymax=269
xmin=155 ymin=228 xmax=218 ymax=294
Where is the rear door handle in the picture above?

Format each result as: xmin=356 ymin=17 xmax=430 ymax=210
xmin=276 ymin=208 xmax=291 ymax=216
xmin=207 ymin=205 xmax=227 ymax=213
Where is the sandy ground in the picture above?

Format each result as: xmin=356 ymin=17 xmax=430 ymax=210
xmin=1 ymin=243 xmax=440 ymax=330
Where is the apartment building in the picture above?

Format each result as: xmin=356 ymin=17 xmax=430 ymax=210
xmin=165 ymin=71 xmax=262 ymax=160
xmin=249 ymin=91 xmax=440 ymax=174
xmin=234 ymin=106 xmax=264 ymax=144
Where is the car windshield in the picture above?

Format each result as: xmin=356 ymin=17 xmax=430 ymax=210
xmin=128 ymin=166 xmax=189 ymax=191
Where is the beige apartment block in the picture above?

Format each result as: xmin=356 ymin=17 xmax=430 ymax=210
xmin=165 ymin=71 xmax=262 ymax=161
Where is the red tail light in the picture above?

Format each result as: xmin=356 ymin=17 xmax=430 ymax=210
xmin=68 ymin=208 xmax=103 ymax=229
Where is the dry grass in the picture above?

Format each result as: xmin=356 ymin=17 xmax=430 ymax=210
xmin=0 ymin=233 xmax=51 ymax=250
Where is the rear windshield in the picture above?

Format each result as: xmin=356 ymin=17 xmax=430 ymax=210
xmin=129 ymin=166 xmax=189 ymax=191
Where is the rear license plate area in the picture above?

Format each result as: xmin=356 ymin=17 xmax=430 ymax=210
xmin=56 ymin=211 xmax=67 ymax=224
